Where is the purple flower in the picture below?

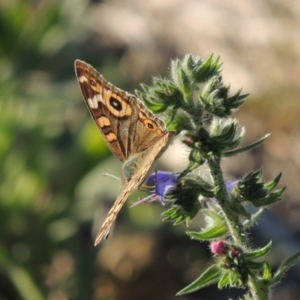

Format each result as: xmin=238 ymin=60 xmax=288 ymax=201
xmin=225 ymin=180 xmax=239 ymax=194
xmin=131 ymin=171 xmax=179 ymax=207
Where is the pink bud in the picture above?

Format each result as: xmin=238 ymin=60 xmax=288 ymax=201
xmin=210 ymin=241 xmax=228 ymax=256
xmin=230 ymin=247 xmax=241 ymax=257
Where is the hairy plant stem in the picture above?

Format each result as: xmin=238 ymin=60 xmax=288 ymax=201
xmin=247 ymin=278 xmax=270 ymax=300
xmin=208 ymin=155 xmax=270 ymax=299
xmin=208 ymin=155 xmax=246 ymax=245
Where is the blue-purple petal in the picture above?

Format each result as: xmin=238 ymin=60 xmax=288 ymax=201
xmin=132 ymin=171 xmax=179 ymax=207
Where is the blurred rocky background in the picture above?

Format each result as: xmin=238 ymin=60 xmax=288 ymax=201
xmin=0 ymin=0 xmax=299 ymax=299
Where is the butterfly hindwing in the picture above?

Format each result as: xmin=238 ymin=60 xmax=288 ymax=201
xmin=94 ymin=131 xmax=174 ymax=245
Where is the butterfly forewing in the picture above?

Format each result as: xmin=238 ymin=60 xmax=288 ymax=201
xmin=75 ymin=60 xmax=169 ymax=162
xmin=75 ymin=60 xmax=128 ymax=161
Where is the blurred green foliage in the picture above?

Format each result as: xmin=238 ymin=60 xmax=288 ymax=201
xmin=0 ymin=1 xmax=116 ymax=299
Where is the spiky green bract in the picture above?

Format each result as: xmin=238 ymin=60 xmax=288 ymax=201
xmin=138 ymin=54 xmax=246 ymax=134
xmin=138 ymin=54 xmax=295 ymax=300
xmin=231 ymin=169 xmax=285 ymax=207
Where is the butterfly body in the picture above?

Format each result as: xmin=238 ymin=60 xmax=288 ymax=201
xmin=75 ymin=60 xmax=174 ymax=245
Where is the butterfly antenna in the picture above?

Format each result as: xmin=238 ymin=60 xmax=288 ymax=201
xmin=103 ymin=173 xmax=121 ymax=180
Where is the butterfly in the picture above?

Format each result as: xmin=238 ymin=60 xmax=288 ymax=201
xmin=74 ymin=60 xmax=174 ymax=245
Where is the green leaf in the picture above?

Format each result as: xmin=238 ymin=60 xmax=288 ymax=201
xmin=182 ymin=54 xmax=195 ymax=76
xmin=218 ymin=271 xmax=230 ymax=289
xmin=217 ymin=135 xmax=243 ymax=151
xmin=176 ymin=265 xmax=222 ymax=295
xmin=245 ymin=241 xmax=272 ymax=260
xmin=187 ymin=223 xmax=228 ymax=240
xmin=141 ymin=96 xmax=168 ymax=113
xmin=202 ymin=208 xmax=224 ymax=223
xmin=193 ymin=54 xmax=222 ymax=82
xmin=223 ymin=133 xmax=271 ymax=157
xmin=212 ymin=122 xmax=237 ymax=143
xmin=229 ymin=202 xmax=251 ymax=218
xmin=226 ymin=89 xmax=248 ymax=109
xmin=179 ymin=68 xmax=192 ymax=97
xmin=250 ymin=188 xmax=285 ymax=207
xmin=243 ymin=208 xmax=264 ymax=229
xmin=229 ymin=272 xmax=240 ymax=287
xmin=245 ymin=260 xmax=265 ymax=270
xmin=262 ymin=262 xmax=272 ymax=281
xmin=264 ymin=172 xmax=282 ymax=191
xmin=271 ymin=250 xmax=300 ymax=286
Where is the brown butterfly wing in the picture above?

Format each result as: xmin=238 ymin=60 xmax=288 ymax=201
xmin=94 ymin=130 xmax=174 ymax=245
xmin=75 ymin=60 xmax=127 ymax=161
xmin=75 ymin=59 xmax=175 ymax=246
xmin=75 ymin=60 xmax=169 ymax=163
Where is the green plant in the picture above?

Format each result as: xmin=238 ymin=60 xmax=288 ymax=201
xmin=136 ymin=54 xmax=298 ymax=300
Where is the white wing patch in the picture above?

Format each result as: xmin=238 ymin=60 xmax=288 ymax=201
xmin=88 ymin=94 xmax=103 ymax=109
xmin=79 ymin=75 xmax=88 ymax=83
